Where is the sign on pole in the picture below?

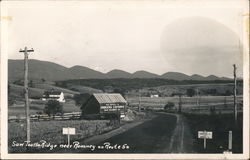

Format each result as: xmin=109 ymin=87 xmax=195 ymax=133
xmin=198 ymin=130 xmax=212 ymax=149
xmin=63 ymin=127 xmax=75 ymax=145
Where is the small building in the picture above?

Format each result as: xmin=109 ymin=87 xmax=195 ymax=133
xmin=82 ymin=93 xmax=127 ymax=118
xmin=150 ymin=94 xmax=159 ymax=98
xmin=42 ymin=89 xmax=65 ymax=103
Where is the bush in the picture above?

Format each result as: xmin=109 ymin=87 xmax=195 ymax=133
xmin=164 ymin=102 xmax=175 ymax=110
xmin=44 ymin=100 xmax=63 ymax=116
xmin=186 ymin=88 xmax=195 ymax=97
xmin=73 ymin=93 xmax=91 ymax=106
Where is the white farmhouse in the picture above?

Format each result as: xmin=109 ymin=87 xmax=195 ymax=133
xmin=42 ymin=89 xmax=65 ymax=103
xmin=150 ymin=94 xmax=159 ymax=98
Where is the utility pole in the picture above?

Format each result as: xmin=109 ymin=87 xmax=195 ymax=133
xmin=138 ymin=90 xmax=141 ymax=112
xmin=233 ymin=64 xmax=237 ymax=124
xmin=196 ymin=88 xmax=199 ymax=106
xmin=178 ymin=94 xmax=182 ymax=113
xmin=19 ymin=47 xmax=34 ymax=142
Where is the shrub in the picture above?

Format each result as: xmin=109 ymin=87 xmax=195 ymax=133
xmin=164 ymin=102 xmax=175 ymax=110
xmin=44 ymin=100 xmax=63 ymax=116
xmin=73 ymin=93 xmax=91 ymax=106
xmin=186 ymin=88 xmax=195 ymax=97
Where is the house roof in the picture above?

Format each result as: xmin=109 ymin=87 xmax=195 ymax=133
xmin=93 ymin=93 xmax=127 ymax=104
xmin=43 ymin=90 xmax=62 ymax=96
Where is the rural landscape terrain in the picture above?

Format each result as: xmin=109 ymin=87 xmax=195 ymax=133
xmin=8 ymin=59 xmax=243 ymax=154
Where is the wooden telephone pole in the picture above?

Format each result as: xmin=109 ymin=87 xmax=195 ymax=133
xmin=19 ymin=47 xmax=34 ymax=142
xmin=233 ymin=64 xmax=237 ymax=124
xmin=178 ymin=94 xmax=182 ymax=113
xmin=138 ymin=90 xmax=141 ymax=112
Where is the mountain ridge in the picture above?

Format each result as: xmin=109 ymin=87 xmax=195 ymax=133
xmin=8 ymin=59 xmax=232 ymax=81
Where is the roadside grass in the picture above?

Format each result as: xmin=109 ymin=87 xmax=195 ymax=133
xmin=8 ymin=119 xmax=116 ymax=153
xmin=183 ymin=112 xmax=243 ymax=153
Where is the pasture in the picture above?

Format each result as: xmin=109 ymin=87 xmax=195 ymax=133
xmin=8 ymin=100 xmax=81 ymax=117
xmin=126 ymin=95 xmax=243 ymax=114
xmin=8 ymin=119 xmax=116 ymax=153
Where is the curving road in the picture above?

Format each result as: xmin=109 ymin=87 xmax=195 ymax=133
xmin=82 ymin=113 xmax=194 ymax=153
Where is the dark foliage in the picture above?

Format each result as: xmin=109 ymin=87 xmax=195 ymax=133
xmin=164 ymin=102 xmax=175 ymax=110
xmin=73 ymin=93 xmax=91 ymax=106
xmin=186 ymin=88 xmax=196 ymax=97
xmin=44 ymin=100 xmax=63 ymax=116
xmin=55 ymin=78 xmax=236 ymax=91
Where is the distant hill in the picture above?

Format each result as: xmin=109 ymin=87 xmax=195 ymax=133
xmin=132 ymin=71 xmax=159 ymax=78
xmin=205 ymin=75 xmax=220 ymax=81
xmin=69 ymin=65 xmax=107 ymax=79
xmin=106 ymin=69 xmax=132 ymax=78
xmin=8 ymin=59 xmax=232 ymax=81
xmin=190 ymin=74 xmax=205 ymax=80
xmin=161 ymin=72 xmax=190 ymax=80
xmin=8 ymin=59 xmax=72 ymax=81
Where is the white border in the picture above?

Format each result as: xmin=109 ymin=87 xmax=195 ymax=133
xmin=1 ymin=0 xmax=249 ymax=159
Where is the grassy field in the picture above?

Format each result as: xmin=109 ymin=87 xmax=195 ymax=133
xmin=127 ymin=95 xmax=243 ymax=110
xmin=8 ymin=119 xmax=117 ymax=153
xmin=184 ymin=113 xmax=243 ymax=153
xmin=8 ymin=100 xmax=81 ymax=117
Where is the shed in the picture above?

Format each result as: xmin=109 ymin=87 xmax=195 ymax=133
xmin=82 ymin=93 xmax=127 ymax=118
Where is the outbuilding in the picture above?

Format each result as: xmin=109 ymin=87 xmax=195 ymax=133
xmin=82 ymin=93 xmax=127 ymax=119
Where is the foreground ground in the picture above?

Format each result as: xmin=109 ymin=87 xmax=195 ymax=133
xmin=8 ymin=111 xmax=243 ymax=153
xmin=79 ymin=113 xmax=194 ymax=153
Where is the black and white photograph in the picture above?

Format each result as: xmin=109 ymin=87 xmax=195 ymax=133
xmin=0 ymin=0 xmax=249 ymax=159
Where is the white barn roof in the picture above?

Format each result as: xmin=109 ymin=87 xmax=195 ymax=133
xmin=93 ymin=93 xmax=127 ymax=104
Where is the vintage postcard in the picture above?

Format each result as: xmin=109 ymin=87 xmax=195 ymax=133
xmin=0 ymin=0 xmax=249 ymax=159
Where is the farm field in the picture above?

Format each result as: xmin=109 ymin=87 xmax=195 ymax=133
xmin=8 ymin=100 xmax=81 ymax=117
xmin=8 ymin=119 xmax=116 ymax=153
xmin=127 ymin=95 xmax=243 ymax=110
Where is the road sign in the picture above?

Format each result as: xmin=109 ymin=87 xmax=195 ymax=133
xmin=198 ymin=130 xmax=212 ymax=149
xmin=63 ymin=127 xmax=75 ymax=135
xmin=198 ymin=131 xmax=212 ymax=139
xmin=63 ymin=127 xmax=75 ymax=145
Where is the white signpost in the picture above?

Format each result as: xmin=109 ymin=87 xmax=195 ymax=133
xmin=198 ymin=130 xmax=212 ymax=149
xmin=63 ymin=127 xmax=76 ymax=145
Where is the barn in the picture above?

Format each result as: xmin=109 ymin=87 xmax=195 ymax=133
xmin=82 ymin=93 xmax=127 ymax=119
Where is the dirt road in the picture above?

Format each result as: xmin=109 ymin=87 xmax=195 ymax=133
xmin=164 ymin=113 xmax=194 ymax=153
xmin=80 ymin=113 xmax=194 ymax=153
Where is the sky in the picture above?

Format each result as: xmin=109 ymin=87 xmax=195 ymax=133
xmin=4 ymin=0 xmax=248 ymax=78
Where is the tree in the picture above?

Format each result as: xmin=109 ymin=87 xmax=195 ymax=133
xmin=225 ymin=90 xmax=232 ymax=96
xmin=44 ymin=100 xmax=63 ymax=116
xmin=41 ymin=78 xmax=46 ymax=83
xmin=29 ymin=80 xmax=34 ymax=87
xmin=186 ymin=88 xmax=195 ymax=97
xmin=164 ymin=102 xmax=175 ymax=110
xmin=73 ymin=93 xmax=91 ymax=106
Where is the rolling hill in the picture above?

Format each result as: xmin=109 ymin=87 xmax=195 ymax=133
xmin=8 ymin=59 xmax=231 ymax=81
xmin=106 ymin=69 xmax=132 ymax=78
xmin=68 ymin=65 xmax=107 ymax=79
xmin=161 ymin=72 xmax=190 ymax=80
xmin=132 ymin=71 xmax=159 ymax=78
